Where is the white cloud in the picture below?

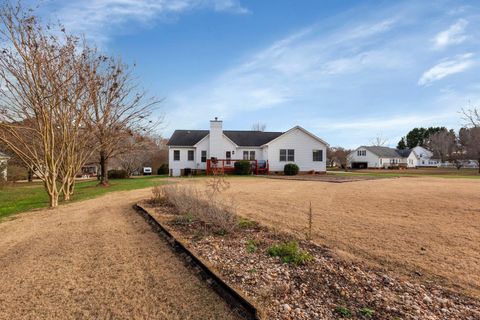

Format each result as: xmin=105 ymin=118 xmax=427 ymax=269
xmin=418 ymin=53 xmax=475 ymax=86
xmin=165 ymin=17 xmax=405 ymax=130
xmin=53 ymin=0 xmax=248 ymax=42
xmin=433 ymin=19 xmax=468 ymax=49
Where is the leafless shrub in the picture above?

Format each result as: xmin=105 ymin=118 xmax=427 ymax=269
xmin=205 ymin=171 xmax=230 ymax=199
xmin=159 ymin=184 xmax=237 ymax=234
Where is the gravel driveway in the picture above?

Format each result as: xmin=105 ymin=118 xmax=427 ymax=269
xmin=0 ymin=189 xmax=238 ymax=319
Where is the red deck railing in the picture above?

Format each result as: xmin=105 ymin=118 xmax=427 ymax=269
xmin=206 ymin=159 xmax=269 ymax=175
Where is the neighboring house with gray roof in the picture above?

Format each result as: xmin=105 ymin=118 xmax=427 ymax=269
xmin=167 ymin=118 xmax=328 ymax=176
xmin=0 ymin=151 xmax=9 ymax=180
xmin=348 ymin=146 xmax=440 ymax=169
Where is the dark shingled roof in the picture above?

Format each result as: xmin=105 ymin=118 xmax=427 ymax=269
xmin=167 ymin=130 xmax=284 ymax=147
xmin=167 ymin=130 xmax=209 ymax=146
xmin=362 ymin=146 xmax=412 ymax=158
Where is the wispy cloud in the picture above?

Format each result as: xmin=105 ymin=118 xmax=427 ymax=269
xmin=433 ymin=19 xmax=469 ymax=49
xmin=167 ymin=17 xmax=404 ymax=129
xmin=418 ymin=53 xmax=475 ymax=86
xmin=52 ymin=0 xmax=248 ymax=42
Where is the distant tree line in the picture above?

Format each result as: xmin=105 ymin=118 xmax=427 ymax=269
xmin=396 ymin=112 xmax=480 ymax=172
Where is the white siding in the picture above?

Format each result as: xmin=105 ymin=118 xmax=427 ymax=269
xmin=266 ymin=128 xmax=327 ymax=172
xmin=168 ymin=147 xmax=196 ymax=176
xmin=236 ymin=147 xmax=264 ymax=161
xmin=195 ymin=136 xmax=209 ymax=170
xmin=348 ymin=148 xmax=381 ymax=168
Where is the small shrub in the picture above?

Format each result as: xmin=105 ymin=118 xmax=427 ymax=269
xmin=359 ymin=307 xmax=375 ymax=318
xmin=246 ymin=239 xmax=258 ymax=253
xmin=157 ymin=163 xmax=169 ymax=175
xmin=238 ymin=217 xmax=258 ymax=229
xmin=335 ymin=306 xmax=352 ymax=317
xmin=267 ymin=241 xmax=313 ymax=265
xmin=284 ymin=163 xmax=299 ymax=175
xmin=108 ymin=169 xmax=128 ymax=179
xmin=151 ymin=185 xmax=168 ymax=205
xmin=172 ymin=214 xmax=194 ymax=225
xmin=234 ymin=160 xmax=252 ymax=175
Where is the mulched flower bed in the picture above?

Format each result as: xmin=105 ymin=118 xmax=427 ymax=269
xmin=144 ymin=203 xmax=480 ymax=320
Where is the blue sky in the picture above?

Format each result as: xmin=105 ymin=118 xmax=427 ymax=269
xmin=41 ymin=0 xmax=480 ymax=148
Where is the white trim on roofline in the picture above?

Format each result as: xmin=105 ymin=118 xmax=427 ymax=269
xmin=261 ymin=125 xmax=329 ymax=147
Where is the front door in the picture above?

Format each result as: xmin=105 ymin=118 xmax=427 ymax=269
xmin=226 ymin=151 xmax=231 ymax=165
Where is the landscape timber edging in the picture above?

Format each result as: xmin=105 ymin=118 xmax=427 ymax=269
xmin=133 ymin=203 xmax=262 ymax=320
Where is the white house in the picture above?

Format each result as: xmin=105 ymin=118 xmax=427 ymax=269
xmin=167 ymin=118 xmax=328 ymax=176
xmin=348 ymin=146 xmax=440 ymax=169
xmin=0 ymin=151 xmax=9 ymax=180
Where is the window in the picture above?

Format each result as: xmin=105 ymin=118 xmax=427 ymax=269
xmin=287 ymin=149 xmax=294 ymax=161
xmin=357 ymin=150 xmax=366 ymax=156
xmin=243 ymin=150 xmax=256 ymax=160
xmin=313 ymin=150 xmax=323 ymax=162
xmin=201 ymin=150 xmax=207 ymax=163
xmin=280 ymin=149 xmax=295 ymax=161
xmin=173 ymin=150 xmax=180 ymax=161
xmin=188 ymin=150 xmax=194 ymax=161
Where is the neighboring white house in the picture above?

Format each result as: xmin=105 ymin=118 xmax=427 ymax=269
xmin=348 ymin=146 xmax=440 ymax=169
xmin=0 ymin=151 xmax=9 ymax=180
xmin=167 ymin=118 xmax=328 ymax=176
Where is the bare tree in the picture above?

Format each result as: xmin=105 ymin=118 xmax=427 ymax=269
xmin=463 ymin=107 xmax=480 ymax=127
xmin=87 ymin=56 xmax=161 ymax=186
xmin=370 ymin=135 xmax=388 ymax=146
xmin=428 ymin=129 xmax=456 ymax=163
xmin=461 ymin=107 xmax=480 ymax=173
xmin=0 ymin=4 xmax=94 ymax=206
xmin=327 ymin=147 xmax=352 ymax=170
xmin=459 ymin=127 xmax=480 ymax=173
xmin=116 ymin=132 xmax=157 ymax=176
xmin=251 ymin=122 xmax=266 ymax=132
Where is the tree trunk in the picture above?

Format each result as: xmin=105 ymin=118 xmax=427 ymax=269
xmin=49 ymin=191 xmax=59 ymax=208
xmin=27 ymin=169 xmax=33 ymax=182
xmin=100 ymin=152 xmax=109 ymax=186
xmin=63 ymin=179 xmax=73 ymax=201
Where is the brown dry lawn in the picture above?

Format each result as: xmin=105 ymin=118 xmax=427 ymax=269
xmin=0 ymin=189 xmax=238 ymax=320
xmin=185 ymin=176 xmax=480 ymax=298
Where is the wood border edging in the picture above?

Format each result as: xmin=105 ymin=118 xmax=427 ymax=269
xmin=133 ymin=203 xmax=262 ymax=320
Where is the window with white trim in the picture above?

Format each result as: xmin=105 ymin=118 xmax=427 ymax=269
xmin=313 ymin=150 xmax=323 ymax=162
xmin=280 ymin=149 xmax=294 ymax=162
xmin=201 ymin=150 xmax=207 ymax=162
xmin=188 ymin=150 xmax=194 ymax=161
xmin=173 ymin=150 xmax=180 ymax=161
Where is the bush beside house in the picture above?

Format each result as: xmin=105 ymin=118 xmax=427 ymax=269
xmin=234 ymin=160 xmax=252 ymax=175
xmin=157 ymin=164 xmax=169 ymax=175
xmin=284 ymin=163 xmax=299 ymax=175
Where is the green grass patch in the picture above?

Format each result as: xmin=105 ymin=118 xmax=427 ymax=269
xmin=246 ymin=239 xmax=258 ymax=253
xmin=335 ymin=306 xmax=352 ymax=317
xmin=359 ymin=307 xmax=375 ymax=318
xmin=0 ymin=176 xmax=167 ymax=221
xmin=267 ymin=241 xmax=313 ymax=265
xmin=238 ymin=217 xmax=258 ymax=228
